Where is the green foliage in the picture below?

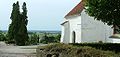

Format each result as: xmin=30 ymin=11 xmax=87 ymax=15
xmin=69 ymin=43 xmax=120 ymax=53
xmin=40 ymin=33 xmax=61 ymax=44
xmin=4 ymin=34 xmax=15 ymax=44
xmin=37 ymin=43 xmax=120 ymax=57
xmin=85 ymin=0 xmax=120 ymax=33
xmin=40 ymin=33 xmax=49 ymax=44
xmin=0 ymin=31 xmax=6 ymax=41
xmin=8 ymin=1 xmax=29 ymax=46
xmin=8 ymin=2 xmax=20 ymax=42
xmin=29 ymin=33 xmax=39 ymax=45
xmin=54 ymin=34 xmax=61 ymax=42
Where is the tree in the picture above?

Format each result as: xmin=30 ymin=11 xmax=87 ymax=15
xmin=85 ymin=0 xmax=120 ymax=34
xmin=8 ymin=1 xmax=29 ymax=46
xmin=8 ymin=1 xmax=21 ymax=44
xmin=17 ymin=2 xmax=29 ymax=45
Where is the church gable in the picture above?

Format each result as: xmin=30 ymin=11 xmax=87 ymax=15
xmin=65 ymin=0 xmax=85 ymax=18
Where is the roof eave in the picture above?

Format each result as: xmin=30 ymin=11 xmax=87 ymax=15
xmin=61 ymin=21 xmax=68 ymax=25
xmin=64 ymin=13 xmax=81 ymax=19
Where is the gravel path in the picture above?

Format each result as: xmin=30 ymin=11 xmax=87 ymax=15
xmin=0 ymin=42 xmax=37 ymax=57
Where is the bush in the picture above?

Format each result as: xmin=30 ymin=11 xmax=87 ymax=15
xmin=37 ymin=43 xmax=120 ymax=57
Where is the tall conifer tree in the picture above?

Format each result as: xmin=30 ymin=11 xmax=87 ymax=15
xmin=8 ymin=1 xmax=20 ymax=43
xmin=8 ymin=1 xmax=29 ymax=46
xmin=17 ymin=2 xmax=29 ymax=45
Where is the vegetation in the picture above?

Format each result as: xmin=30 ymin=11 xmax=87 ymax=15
xmin=0 ymin=30 xmax=60 ymax=45
xmin=28 ymin=33 xmax=39 ymax=45
xmin=70 ymin=43 xmax=120 ymax=53
xmin=0 ymin=31 xmax=6 ymax=41
xmin=8 ymin=1 xmax=29 ymax=46
xmin=85 ymin=0 xmax=120 ymax=33
xmin=40 ymin=33 xmax=61 ymax=44
xmin=37 ymin=43 xmax=120 ymax=57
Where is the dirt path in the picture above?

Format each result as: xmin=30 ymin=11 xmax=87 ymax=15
xmin=0 ymin=42 xmax=37 ymax=57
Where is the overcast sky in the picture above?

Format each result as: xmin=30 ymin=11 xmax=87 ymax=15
xmin=0 ymin=0 xmax=81 ymax=31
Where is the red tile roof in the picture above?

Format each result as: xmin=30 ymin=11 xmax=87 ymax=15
xmin=65 ymin=0 xmax=85 ymax=18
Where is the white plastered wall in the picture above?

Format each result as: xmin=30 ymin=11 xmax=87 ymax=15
xmin=68 ymin=15 xmax=82 ymax=43
xmin=81 ymin=10 xmax=113 ymax=43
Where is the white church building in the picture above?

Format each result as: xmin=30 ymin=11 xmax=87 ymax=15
xmin=60 ymin=0 xmax=120 ymax=43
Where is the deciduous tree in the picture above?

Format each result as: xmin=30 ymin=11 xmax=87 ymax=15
xmin=85 ymin=0 xmax=120 ymax=34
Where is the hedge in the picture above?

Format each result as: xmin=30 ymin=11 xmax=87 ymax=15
xmin=69 ymin=43 xmax=120 ymax=53
xmin=37 ymin=43 xmax=120 ymax=57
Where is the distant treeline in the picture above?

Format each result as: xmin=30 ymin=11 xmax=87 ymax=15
xmin=1 ymin=30 xmax=61 ymax=34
